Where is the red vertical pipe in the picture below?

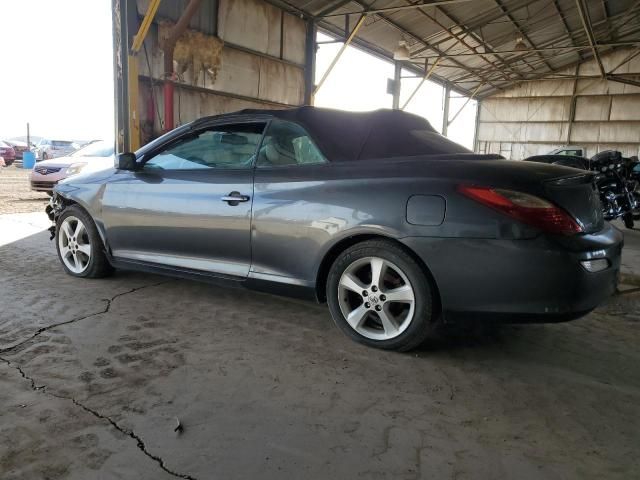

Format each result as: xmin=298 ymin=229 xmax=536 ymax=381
xmin=161 ymin=0 xmax=202 ymax=133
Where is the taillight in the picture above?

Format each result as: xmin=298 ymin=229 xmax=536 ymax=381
xmin=457 ymin=185 xmax=583 ymax=235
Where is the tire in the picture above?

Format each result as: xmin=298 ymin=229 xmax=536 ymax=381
xmin=56 ymin=204 xmax=113 ymax=278
xmin=326 ymin=239 xmax=436 ymax=352
xmin=624 ymin=212 xmax=634 ymax=229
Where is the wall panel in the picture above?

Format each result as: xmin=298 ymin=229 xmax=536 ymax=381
xmin=477 ymin=49 xmax=640 ymax=159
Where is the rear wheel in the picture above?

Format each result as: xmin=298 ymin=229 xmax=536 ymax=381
xmin=327 ymin=239 xmax=436 ymax=351
xmin=56 ymin=205 xmax=113 ymax=278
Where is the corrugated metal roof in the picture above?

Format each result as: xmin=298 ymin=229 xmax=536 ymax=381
xmin=270 ymin=0 xmax=640 ymax=97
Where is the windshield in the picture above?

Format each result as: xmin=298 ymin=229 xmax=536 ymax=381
xmin=72 ymin=141 xmax=114 ymax=158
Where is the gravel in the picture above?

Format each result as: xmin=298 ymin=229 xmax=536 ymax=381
xmin=0 ymin=166 xmax=49 ymax=214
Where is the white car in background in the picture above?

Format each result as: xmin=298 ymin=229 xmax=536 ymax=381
xmin=548 ymin=146 xmax=586 ymax=157
xmin=30 ymin=140 xmax=114 ymax=194
xmin=35 ymin=139 xmax=79 ymax=160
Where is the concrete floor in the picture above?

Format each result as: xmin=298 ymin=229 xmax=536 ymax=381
xmin=1 ymin=212 xmax=639 ymax=480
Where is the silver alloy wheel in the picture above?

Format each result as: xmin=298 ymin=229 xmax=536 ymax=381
xmin=337 ymin=256 xmax=416 ymax=340
xmin=58 ymin=215 xmax=92 ymax=274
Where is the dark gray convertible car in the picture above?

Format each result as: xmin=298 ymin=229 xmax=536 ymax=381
xmin=49 ymin=107 xmax=622 ymax=351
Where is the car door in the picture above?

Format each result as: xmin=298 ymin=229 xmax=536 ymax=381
xmin=250 ymin=119 xmax=334 ymax=286
xmin=102 ymin=121 xmax=265 ymax=278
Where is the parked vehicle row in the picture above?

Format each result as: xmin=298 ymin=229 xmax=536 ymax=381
xmin=47 ymin=107 xmax=622 ymax=351
xmin=5 ymin=140 xmax=30 ymax=159
xmin=0 ymin=140 xmax=16 ymax=166
xmin=30 ymin=140 xmax=114 ymax=194
xmin=0 ymin=137 xmax=101 ymax=170
xmin=35 ymin=138 xmax=79 ymax=160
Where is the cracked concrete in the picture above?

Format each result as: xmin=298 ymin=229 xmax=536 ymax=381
xmin=0 ymin=281 xmax=194 ymax=480
xmin=1 ymin=281 xmax=172 ymax=355
xmin=1 ymin=212 xmax=639 ymax=479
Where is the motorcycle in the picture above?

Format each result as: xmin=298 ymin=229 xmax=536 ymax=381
xmin=589 ymin=150 xmax=638 ymax=229
xmin=625 ymin=155 xmax=640 ymax=221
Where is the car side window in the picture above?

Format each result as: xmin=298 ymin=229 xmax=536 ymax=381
xmin=257 ymin=120 xmax=327 ymax=167
xmin=145 ymin=123 xmax=265 ymax=170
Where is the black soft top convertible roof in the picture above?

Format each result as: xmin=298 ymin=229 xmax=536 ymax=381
xmin=233 ymin=106 xmax=470 ymax=162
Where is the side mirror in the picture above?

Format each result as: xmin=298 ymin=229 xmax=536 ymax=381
xmin=117 ymin=152 xmax=137 ymax=170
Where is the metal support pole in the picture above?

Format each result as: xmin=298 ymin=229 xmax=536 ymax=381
xmin=320 ymin=0 xmax=476 ymax=17
xmin=401 ymin=57 xmax=441 ymax=110
xmin=447 ymin=83 xmax=482 ymax=126
xmin=567 ymin=65 xmax=580 ymax=144
xmin=392 ymin=62 xmax=401 ymax=109
xmin=576 ymin=0 xmax=606 ymax=78
xmin=313 ymin=14 xmax=366 ymax=97
xmin=473 ymin=100 xmax=480 ymax=152
xmin=442 ymin=85 xmax=451 ymax=136
xmin=127 ymin=56 xmax=141 ymax=150
xmin=125 ymin=0 xmax=161 ymax=150
xmin=113 ymin=0 xmax=138 ymax=153
xmin=304 ymin=19 xmax=317 ymax=105
xmin=132 ymin=0 xmax=161 ymax=52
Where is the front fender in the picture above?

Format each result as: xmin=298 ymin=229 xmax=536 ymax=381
xmin=52 ymin=182 xmax=109 ymax=250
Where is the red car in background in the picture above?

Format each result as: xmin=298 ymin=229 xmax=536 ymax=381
xmin=5 ymin=140 xmax=30 ymax=159
xmin=0 ymin=141 xmax=16 ymax=166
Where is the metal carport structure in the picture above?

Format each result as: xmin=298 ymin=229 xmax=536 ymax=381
xmin=114 ymin=0 xmax=640 ymax=156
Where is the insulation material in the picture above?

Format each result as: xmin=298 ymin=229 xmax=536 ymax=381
xmin=574 ymin=96 xmax=610 ymax=121
xmin=610 ymin=95 xmax=640 ymax=121
xmin=491 ymin=80 xmax=574 ymax=98
xmin=158 ymin=21 xmax=224 ymax=84
xmin=477 ymin=48 xmax=640 ymax=159
xmin=218 ymin=0 xmax=282 ymax=57
xmin=282 ymin=13 xmax=306 ymax=65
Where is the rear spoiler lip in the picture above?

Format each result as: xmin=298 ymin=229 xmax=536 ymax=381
xmin=544 ymin=172 xmax=594 ymax=186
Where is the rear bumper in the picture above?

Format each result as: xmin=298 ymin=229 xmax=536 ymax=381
xmin=401 ymin=222 xmax=623 ymax=322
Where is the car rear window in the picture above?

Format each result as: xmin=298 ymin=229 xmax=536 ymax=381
xmin=358 ymin=126 xmax=471 ymax=160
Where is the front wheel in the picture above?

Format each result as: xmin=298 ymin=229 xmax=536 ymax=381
xmin=56 ymin=205 xmax=113 ymax=278
xmin=624 ymin=212 xmax=634 ymax=229
xmin=326 ymin=239 xmax=436 ymax=351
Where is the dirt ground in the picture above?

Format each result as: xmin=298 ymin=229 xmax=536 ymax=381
xmin=0 ymin=166 xmax=49 ymax=214
xmin=0 ymin=172 xmax=638 ymax=479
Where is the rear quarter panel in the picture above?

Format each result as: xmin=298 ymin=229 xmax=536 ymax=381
xmin=250 ymin=159 xmax=541 ymax=286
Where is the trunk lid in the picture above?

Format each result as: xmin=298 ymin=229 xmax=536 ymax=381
xmin=543 ymin=173 xmax=604 ymax=234
xmin=371 ymin=156 xmax=605 ymax=234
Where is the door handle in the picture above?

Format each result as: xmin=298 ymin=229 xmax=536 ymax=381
xmin=221 ymin=191 xmax=250 ymax=205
